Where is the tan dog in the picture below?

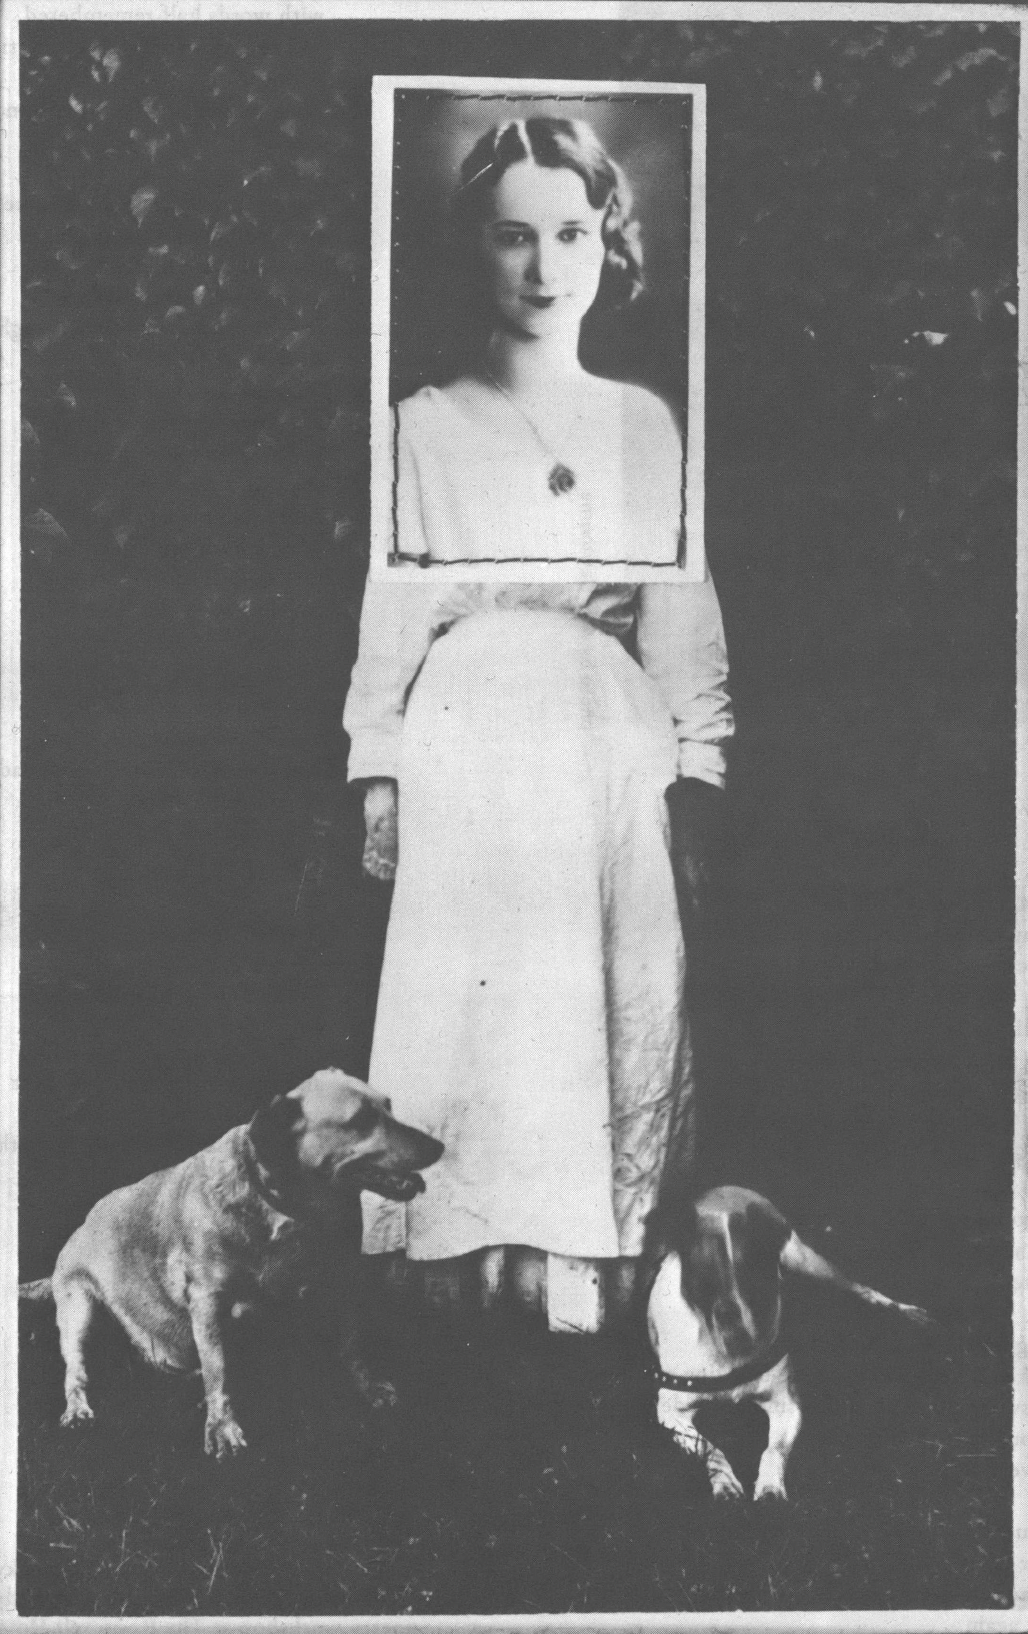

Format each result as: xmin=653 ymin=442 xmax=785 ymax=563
xmin=645 ymin=1185 xmax=933 ymax=1502
xmin=20 ymin=1069 xmax=443 ymax=1457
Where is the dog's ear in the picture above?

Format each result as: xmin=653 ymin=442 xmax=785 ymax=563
xmin=635 ymin=1197 xmax=696 ymax=1313
xmin=249 ymin=1094 xmax=304 ymax=1178
xmin=646 ymin=1192 xmax=700 ymax=1262
xmin=639 ymin=1193 xmax=705 ymax=1313
xmin=646 ymin=1166 xmax=704 ymax=1254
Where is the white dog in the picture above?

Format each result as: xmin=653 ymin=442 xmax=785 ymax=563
xmin=645 ymin=1185 xmax=933 ymax=1501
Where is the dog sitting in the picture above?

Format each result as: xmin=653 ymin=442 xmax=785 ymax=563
xmin=644 ymin=1185 xmax=933 ymax=1502
xmin=19 ymin=1068 xmax=443 ymax=1457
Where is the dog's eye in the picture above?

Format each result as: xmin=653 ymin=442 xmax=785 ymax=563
xmin=348 ymin=1104 xmax=378 ymax=1134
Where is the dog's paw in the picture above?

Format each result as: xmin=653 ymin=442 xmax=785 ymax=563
xmin=60 ymin=1398 xmax=94 ymax=1429
xmin=205 ymin=1416 xmax=248 ymax=1459
xmin=361 ymin=1377 xmax=399 ymax=1411
xmin=346 ymin=1356 xmax=400 ymax=1410
xmin=710 ymin=1470 xmax=746 ymax=1503
xmin=898 ymin=1302 xmax=936 ymax=1329
xmin=754 ymin=1478 xmax=789 ymax=1504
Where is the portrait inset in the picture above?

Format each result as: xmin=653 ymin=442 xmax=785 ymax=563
xmin=370 ymin=78 xmax=706 ymax=581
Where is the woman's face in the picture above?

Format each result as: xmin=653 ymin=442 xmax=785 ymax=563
xmin=478 ymin=160 xmax=607 ymax=340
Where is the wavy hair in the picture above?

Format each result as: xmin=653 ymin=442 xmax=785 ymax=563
xmin=451 ymin=116 xmax=644 ymax=311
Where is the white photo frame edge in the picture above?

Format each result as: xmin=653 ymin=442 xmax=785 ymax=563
xmin=369 ymin=75 xmax=707 ymax=584
xmin=1 ymin=10 xmax=1022 ymax=1628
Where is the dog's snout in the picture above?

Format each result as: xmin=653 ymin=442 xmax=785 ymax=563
xmin=419 ymin=1132 xmax=445 ymax=1168
xmin=395 ymin=1120 xmax=443 ymax=1170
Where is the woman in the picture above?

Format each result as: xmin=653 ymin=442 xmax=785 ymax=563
xmin=343 ymin=116 xmax=733 ymax=1326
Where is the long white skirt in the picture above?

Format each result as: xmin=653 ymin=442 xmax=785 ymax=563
xmin=362 ymin=609 xmax=692 ymax=1268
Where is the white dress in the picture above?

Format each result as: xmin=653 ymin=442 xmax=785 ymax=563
xmin=343 ymin=382 xmax=733 ymax=1311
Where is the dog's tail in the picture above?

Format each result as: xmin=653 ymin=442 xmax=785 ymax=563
xmin=781 ymin=1235 xmax=936 ymax=1327
xmin=19 ymin=1278 xmax=54 ymax=1304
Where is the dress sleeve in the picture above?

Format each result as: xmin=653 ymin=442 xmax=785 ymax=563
xmin=343 ymin=399 xmax=443 ymax=782
xmin=635 ymin=574 xmax=735 ymax=790
xmin=343 ymin=576 xmax=442 ymax=781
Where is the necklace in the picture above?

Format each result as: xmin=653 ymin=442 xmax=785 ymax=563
xmin=484 ymin=371 xmax=577 ymax=497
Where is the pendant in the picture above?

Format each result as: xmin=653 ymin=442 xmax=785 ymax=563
xmin=548 ymin=463 xmax=576 ymax=497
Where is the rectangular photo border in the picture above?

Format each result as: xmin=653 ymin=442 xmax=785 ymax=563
xmin=369 ymin=75 xmax=708 ymax=583
xmin=1 ymin=5 xmax=1024 ymax=1629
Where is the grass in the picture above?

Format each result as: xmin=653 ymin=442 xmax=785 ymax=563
xmin=18 ymin=1204 xmax=1012 ymax=1617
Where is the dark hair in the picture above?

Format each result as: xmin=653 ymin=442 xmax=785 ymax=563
xmin=451 ymin=116 xmax=644 ymax=311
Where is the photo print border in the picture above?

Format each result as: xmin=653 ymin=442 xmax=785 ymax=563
xmin=2 ymin=6 xmax=1024 ymax=1624
xmin=369 ymin=75 xmax=708 ymax=583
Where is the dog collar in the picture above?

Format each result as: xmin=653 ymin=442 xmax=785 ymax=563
xmin=241 ymin=1138 xmax=298 ymax=1219
xmin=653 ymin=1331 xmax=788 ymax=1395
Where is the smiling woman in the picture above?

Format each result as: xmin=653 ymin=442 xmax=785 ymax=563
xmin=482 ymin=165 xmax=608 ymax=338
xmin=469 ymin=123 xmax=623 ymax=345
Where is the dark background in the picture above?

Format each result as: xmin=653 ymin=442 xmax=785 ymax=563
xmin=17 ymin=19 xmax=1016 ymax=1614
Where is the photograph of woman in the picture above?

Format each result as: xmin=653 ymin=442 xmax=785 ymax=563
xmin=345 ymin=104 xmax=733 ymax=1327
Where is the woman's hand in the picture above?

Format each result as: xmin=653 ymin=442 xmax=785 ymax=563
xmin=362 ymin=779 xmax=399 ymax=882
xmin=665 ymin=778 xmax=725 ymax=933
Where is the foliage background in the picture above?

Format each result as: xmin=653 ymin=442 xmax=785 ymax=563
xmin=17 ymin=17 xmax=1016 ymax=1616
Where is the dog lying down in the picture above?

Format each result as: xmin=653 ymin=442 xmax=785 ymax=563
xmin=19 ymin=1069 xmax=443 ymax=1457
xmin=645 ymin=1185 xmax=934 ymax=1503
